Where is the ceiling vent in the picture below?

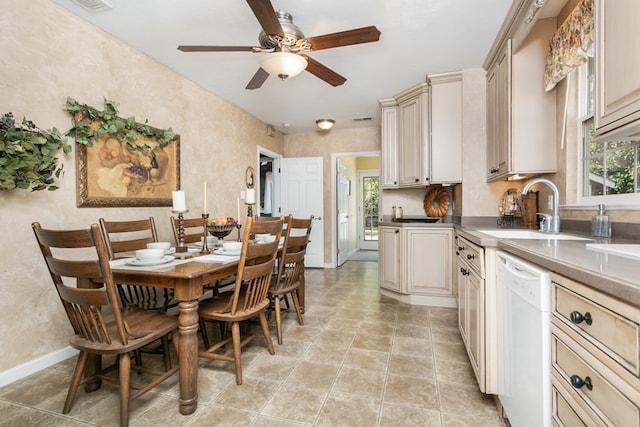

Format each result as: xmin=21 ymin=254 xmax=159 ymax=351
xmin=71 ymin=0 xmax=112 ymax=13
xmin=352 ymin=116 xmax=373 ymax=122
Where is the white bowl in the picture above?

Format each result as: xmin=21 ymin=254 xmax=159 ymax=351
xmin=262 ymin=235 xmax=276 ymax=243
xmin=255 ymin=233 xmax=270 ymax=242
xmin=147 ymin=242 xmax=171 ymax=250
xmin=135 ymin=248 xmax=165 ymax=260
xmin=222 ymin=241 xmax=242 ymax=252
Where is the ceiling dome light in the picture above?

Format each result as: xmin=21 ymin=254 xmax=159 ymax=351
xmin=259 ymin=52 xmax=307 ymax=80
xmin=316 ymin=119 xmax=335 ymax=130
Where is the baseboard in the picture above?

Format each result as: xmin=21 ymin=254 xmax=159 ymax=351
xmin=0 ymin=346 xmax=78 ymax=388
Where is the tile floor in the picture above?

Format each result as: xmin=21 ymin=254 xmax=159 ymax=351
xmin=0 ymin=260 xmax=506 ymax=426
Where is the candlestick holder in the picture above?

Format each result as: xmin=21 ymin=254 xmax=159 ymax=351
xmin=172 ymin=209 xmax=189 ymax=252
xmin=246 ymin=203 xmax=254 ymax=219
xmin=235 ymin=223 xmax=242 ymax=242
xmin=200 ymin=213 xmax=211 ymax=254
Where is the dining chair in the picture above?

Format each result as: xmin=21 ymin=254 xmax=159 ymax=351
xmin=198 ymin=216 xmax=284 ymax=385
xmin=98 ymin=217 xmax=176 ymax=311
xmin=170 ymin=215 xmax=205 ymax=246
xmin=268 ymin=215 xmax=313 ymax=344
xmin=32 ymin=222 xmax=179 ymax=427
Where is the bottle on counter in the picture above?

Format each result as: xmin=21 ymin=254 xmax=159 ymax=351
xmin=391 ymin=206 xmax=396 ymax=219
xmin=591 ymin=204 xmax=611 ymax=238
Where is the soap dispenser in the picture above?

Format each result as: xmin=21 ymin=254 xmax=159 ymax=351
xmin=591 ymin=204 xmax=611 ymax=238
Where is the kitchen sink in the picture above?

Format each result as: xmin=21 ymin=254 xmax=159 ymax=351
xmin=477 ymin=229 xmax=592 ymax=240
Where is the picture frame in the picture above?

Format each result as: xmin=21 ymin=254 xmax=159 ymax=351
xmin=75 ymin=127 xmax=180 ymax=207
xmin=245 ymin=166 xmax=255 ymax=189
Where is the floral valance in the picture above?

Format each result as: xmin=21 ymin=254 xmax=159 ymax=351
xmin=543 ymin=0 xmax=594 ymax=91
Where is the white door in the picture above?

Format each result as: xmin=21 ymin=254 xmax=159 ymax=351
xmin=278 ymin=157 xmax=324 ymax=268
xmin=337 ymin=160 xmax=349 ymax=266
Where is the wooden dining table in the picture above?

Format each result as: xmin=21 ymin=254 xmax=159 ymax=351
xmin=111 ymin=254 xmax=238 ymax=416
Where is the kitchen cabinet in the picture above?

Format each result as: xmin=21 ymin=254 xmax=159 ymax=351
xmin=485 ymin=18 xmax=557 ymax=181
xmin=379 ymin=225 xmax=455 ymax=307
xmin=405 ymin=228 xmax=452 ymax=296
xmin=396 ymin=83 xmax=430 ymax=187
xmin=429 ymin=71 xmax=462 ymax=184
xmin=550 ymin=273 xmax=640 ymax=426
xmin=379 ymin=226 xmax=402 ymax=292
xmin=455 ymin=234 xmax=498 ymax=394
xmin=379 ymin=98 xmax=399 ymax=188
xmin=594 ymin=0 xmax=640 ymax=137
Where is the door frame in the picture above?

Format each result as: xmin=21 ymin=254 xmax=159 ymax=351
xmin=256 ymin=146 xmax=282 ymax=216
xmin=330 ymin=150 xmax=380 ymax=268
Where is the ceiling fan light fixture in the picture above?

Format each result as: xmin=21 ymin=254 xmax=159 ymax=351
xmin=260 ymin=52 xmax=307 ymax=80
xmin=316 ymin=119 xmax=335 ymax=130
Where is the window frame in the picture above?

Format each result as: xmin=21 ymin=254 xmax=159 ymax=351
xmin=576 ymin=59 xmax=640 ymax=207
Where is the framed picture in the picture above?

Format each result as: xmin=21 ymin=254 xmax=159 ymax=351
xmin=245 ymin=166 xmax=255 ymax=189
xmin=76 ymin=128 xmax=180 ymax=207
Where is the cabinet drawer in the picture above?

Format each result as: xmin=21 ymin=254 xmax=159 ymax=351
xmin=552 ymin=370 xmax=605 ymax=427
xmin=454 ymin=235 xmax=484 ymax=277
xmin=552 ymin=331 xmax=640 ymax=427
xmin=552 ymin=277 xmax=640 ymax=377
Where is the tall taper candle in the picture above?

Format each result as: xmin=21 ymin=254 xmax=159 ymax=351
xmin=203 ymin=181 xmax=207 ymax=214
xmin=172 ymin=190 xmax=186 ymax=211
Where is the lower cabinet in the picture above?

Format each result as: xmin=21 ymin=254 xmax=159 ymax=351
xmin=379 ymin=226 xmax=454 ymax=307
xmin=550 ymin=273 xmax=640 ymax=426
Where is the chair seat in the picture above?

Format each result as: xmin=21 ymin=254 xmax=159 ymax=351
xmin=68 ymin=309 xmax=178 ymax=355
xmin=199 ymin=292 xmax=270 ymax=322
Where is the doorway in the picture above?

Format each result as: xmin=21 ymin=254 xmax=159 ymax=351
xmin=330 ymin=152 xmax=380 ymax=267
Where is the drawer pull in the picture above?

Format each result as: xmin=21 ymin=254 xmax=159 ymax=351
xmin=460 ymin=267 xmax=469 ymax=276
xmin=570 ymin=311 xmax=593 ymax=325
xmin=466 ymin=254 xmax=475 ymax=260
xmin=570 ymin=374 xmax=593 ymax=391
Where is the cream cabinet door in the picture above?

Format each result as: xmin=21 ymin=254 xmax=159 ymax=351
xmin=405 ymin=228 xmax=452 ymax=296
xmin=379 ymin=226 xmax=402 ymax=292
xmin=595 ymin=0 xmax=640 ymax=135
xmin=486 ymin=40 xmax=510 ymax=181
xmin=430 ymin=71 xmax=462 ymax=184
xmin=379 ymin=100 xmax=399 ymax=188
xmin=398 ymin=95 xmax=426 ymax=187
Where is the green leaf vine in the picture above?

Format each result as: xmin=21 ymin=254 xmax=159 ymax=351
xmin=0 ymin=112 xmax=71 ymax=191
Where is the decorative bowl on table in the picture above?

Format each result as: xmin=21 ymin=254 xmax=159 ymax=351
xmin=206 ymin=217 xmax=238 ymax=239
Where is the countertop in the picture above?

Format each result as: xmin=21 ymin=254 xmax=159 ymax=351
xmin=380 ymin=219 xmax=640 ymax=307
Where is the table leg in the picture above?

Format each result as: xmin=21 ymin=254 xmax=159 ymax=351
xmin=177 ymin=299 xmax=199 ymax=415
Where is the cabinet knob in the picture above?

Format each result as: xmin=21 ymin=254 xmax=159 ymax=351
xmin=457 ymin=246 xmax=464 ymax=251
xmin=570 ymin=374 xmax=593 ymax=391
xmin=570 ymin=311 xmax=593 ymax=326
xmin=466 ymin=254 xmax=475 ymax=260
xmin=395 ymin=229 xmax=399 ymax=234
xmin=415 ymin=178 xmax=419 ymax=182
xmin=460 ymin=267 xmax=468 ymax=276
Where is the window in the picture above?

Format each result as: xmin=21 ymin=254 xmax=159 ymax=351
xmin=580 ymin=58 xmax=640 ymax=203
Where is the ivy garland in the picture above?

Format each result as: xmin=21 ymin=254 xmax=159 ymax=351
xmin=0 ymin=112 xmax=71 ymax=191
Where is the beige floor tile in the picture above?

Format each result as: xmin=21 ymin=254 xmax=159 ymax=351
xmin=351 ymin=332 xmax=393 ymax=352
xmin=343 ymin=347 xmax=389 ymax=372
xmin=379 ymin=402 xmax=442 ymax=427
xmin=187 ymin=403 xmax=257 ymax=426
xmin=213 ymin=377 xmax=280 ymax=413
xmin=383 ymin=374 xmax=440 ymax=410
xmin=315 ymin=392 xmax=380 ymax=427
xmin=439 ymin=382 xmax=506 ymax=423
xmin=388 ymin=353 xmax=436 ymax=379
xmin=391 ymin=335 xmax=433 ymax=357
xmin=332 ymin=366 xmax=386 ymax=398
xmin=260 ymin=385 xmax=327 ymax=424
xmin=286 ymin=360 xmax=340 ymax=390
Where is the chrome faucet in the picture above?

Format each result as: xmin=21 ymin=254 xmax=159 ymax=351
xmin=522 ymin=178 xmax=560 ymax=233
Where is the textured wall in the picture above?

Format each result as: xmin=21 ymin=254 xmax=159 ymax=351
xmin=0 ymin=0 xmax=284 ymax=373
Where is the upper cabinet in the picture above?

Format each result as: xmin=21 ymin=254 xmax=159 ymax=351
xmin=379 ymin=76 xmax=462 ymax=189
xmin=485 ymin=17 xmax=558 ymax=182
xmin=396 ymin=83 xmax=430 ymax=187
xmin=594 ymin=0 xmax=640 ymax=137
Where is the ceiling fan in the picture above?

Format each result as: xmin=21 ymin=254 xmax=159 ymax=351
xmin=177 ymin=0 xmax=381 ymax=90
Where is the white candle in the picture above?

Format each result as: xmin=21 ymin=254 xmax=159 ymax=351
xmin=237 ymin=197 xmax=240 ymax=220
xmin=203 ymin=181 xmax=207 ymax=214
xmin=172 ymin=190 xmax=186 ymax=211
xmin=246 ymin=188 xmax=255 ymax=204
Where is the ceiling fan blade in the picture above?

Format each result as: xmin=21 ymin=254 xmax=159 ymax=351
xmin=302 ymin=55 xmax=346 ymax=87
xmin=246 ymin=0 xmax=284 ymax=37
xmin=178 ymin=45 xmax=255 ymax=52
xmin=246 ymin=68 xmax=269 ymax=90
xmin=306 ymin=26 xmax=381 ymax=51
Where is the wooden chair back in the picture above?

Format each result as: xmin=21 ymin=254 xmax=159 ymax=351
xmin=170 ymin=216 xmax=204 ymax=245
xmin=230 ymin=216 xmax=284 ymax=315
xmin=32 ymin=222 xmax=129 ymax=345
xmin=98 ymin=217 xmax=174 ymax=311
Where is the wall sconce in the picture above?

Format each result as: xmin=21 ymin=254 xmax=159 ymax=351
xmin=316 ymin=119 xmax=335 ymax=130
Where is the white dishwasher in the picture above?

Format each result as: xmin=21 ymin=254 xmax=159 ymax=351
xmin=495 ymin=251 xmax=551 ymax=427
